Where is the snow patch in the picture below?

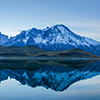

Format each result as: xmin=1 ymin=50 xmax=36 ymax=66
xmin=85 ymin=71 xmax=99 ymax=78
xmin=50 ymin=39 xmax=55 ymax=44
xmin=23 ymin=72 xmax=29 ymax=79
xmin=37 ymin=33 xmax=42 ymax=37
xmin=26 ymin=29 xmax=32 ymax=36
xmin=85 ymin=37 xmax=100 ymax=45
xmin=34 ymin=37 xmax=43 ymax=43
xmin=33 ymin=73 xmax=42 ymax=78
xmin=43 ymin=27 xmax=49 ymax=31
xmin=17 ymin=39 xmax=21 ymax=42
xmin=42 ymin=39 xmax=47 ymax=44
xmin=23 ymin=37 xmax=29 ymax=44
xmin=55 ymin=34 xmax=67 ymax=44
xmin=57 ymin=26 xmax=68 ymax=34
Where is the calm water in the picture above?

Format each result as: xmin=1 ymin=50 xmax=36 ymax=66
xmin=0 ymin=59 xmax=100 ymax=100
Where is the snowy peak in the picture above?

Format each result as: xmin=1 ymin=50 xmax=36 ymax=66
xmin=54 ymin=24 xmax=71 ymax=33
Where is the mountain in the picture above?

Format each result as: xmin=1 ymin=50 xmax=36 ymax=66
xmin=2 ymin=24 xmax=100 ymax=56
xmin=0 ymin=61 xmax=100 ymax=91
xmin=0 ymin=45 xmax=99 ymax=58
xmin=0 ymin=32 xmax=9 ymax=45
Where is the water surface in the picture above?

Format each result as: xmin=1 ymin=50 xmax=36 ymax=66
xmin=0 ymin=59 xmax=100 ymax=100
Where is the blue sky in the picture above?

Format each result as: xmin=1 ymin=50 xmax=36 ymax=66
xmin=0 ymin=0 xmax=100 ymax=41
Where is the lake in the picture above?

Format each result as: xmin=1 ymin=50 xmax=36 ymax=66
xmin=0 ymin=59 xmax=100 ymax=100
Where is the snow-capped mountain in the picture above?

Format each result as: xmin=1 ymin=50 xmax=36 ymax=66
xmin=0 ymin=32 xmax=9 ymax=45
xmin=2 ymin=24 xmax=100 ymax=56
xmin=0 ymin=61 xmax=100 ymax=91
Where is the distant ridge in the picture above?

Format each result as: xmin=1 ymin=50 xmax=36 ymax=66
xmin=0 ymin=45 xmax=99 ymax=58
xmin=0 ymin=45 xmax=45 ymax=57
xmin=35 ymin=48 xmax=99 ymax=58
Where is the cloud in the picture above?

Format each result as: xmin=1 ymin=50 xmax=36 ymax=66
xmin=57 ymin=20 xmax=100 ymax=29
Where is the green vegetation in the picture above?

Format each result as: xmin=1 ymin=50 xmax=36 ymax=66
xmin=0 ymin=45 xmax=99 ymax=58
xmin=36 ymin=48 xmax=99 ymax=58
xmin=0 ymin=45 xmax=45 ymax=57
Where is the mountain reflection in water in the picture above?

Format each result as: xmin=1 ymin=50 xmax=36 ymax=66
xmin=0 ymin=59 xmax=100 ymax=91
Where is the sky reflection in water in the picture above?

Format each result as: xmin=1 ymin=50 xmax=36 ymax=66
xmin=0 ymin=76 xmax=100 ymax=100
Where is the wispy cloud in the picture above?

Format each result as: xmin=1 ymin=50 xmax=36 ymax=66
xmin=57 ymin=19 xmax=100 ymax=29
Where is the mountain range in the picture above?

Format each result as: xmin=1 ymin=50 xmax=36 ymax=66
xmin=0 ymin=24 xmax=100 ymax=56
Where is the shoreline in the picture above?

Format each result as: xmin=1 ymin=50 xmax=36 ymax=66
xmin=0 ymin=57 xmax=100 ymax=60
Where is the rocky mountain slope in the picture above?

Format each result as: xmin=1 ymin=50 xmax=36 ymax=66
xmin=0 ymin=32 xmax=9 ymax=45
